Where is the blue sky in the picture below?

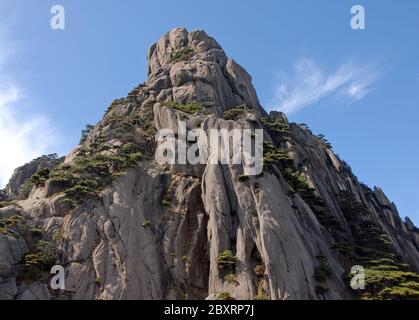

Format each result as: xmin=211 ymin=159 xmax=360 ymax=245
xmin=0 ymin=0 xmax=418 ymax=224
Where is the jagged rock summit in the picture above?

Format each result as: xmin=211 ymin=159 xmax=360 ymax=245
xmin=146 ymin=28 xmax=264 ymax=115
xmin=1 ymin=28 xmax=419 ymax=300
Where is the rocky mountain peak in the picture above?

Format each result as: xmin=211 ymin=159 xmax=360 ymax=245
xmin=146 ymin=28 xmax=265 ymax=115
xmin=1 ymin=28 xmax=419 ymax=301
xmin=3 ymin=154 xmax=64 ymax=200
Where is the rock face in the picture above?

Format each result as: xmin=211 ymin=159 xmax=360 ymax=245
xmin=0 ymin=233 xmax=27 ymax=299
xmin=147 ymin=28 xmax=265 ymax=116
xmin=0 ymin=28 xmax=418 ymax=300
xmin=3 ymin=154 xmax=64 ymax=200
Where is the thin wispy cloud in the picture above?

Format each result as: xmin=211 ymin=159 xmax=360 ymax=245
xmin=0 ymin=30 xmax=58 ymax=188
xmin=268 ymin=58 xmax=381 ymax=114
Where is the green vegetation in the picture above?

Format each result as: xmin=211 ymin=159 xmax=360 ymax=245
xmin=80 ymin=124 xmax=95 ymax=144
xmin=337 ymin=191 xmax=419 ymax=300
xmin=29 ymin=168 xmax=51 ymax=187
xmin=339 ymin=192 xmax=394 ymax=260
xmin=298 ymin=123 xmax=313 ymax=134
xmin=181 ymin=255 xmax=190 ymax=273
xmin=259 ymin=117 xmax=295 ymax=181
xmin=281 ymin=168 xmax=312 ymax=194
xmin=60 ymin=198 xmax=78 ymax=209
xmin=255 ymin=279 xmax=270 ymax=300
xmin=281 ymin=168 xmax=345 ymax=237
xmin=30 ymin=227 xmax=44 ymax=237
xmin=361 ymin=269 xmax=419 ymax=300
xmin=261 ymin=117 xmax=291 ymax=143
xmin=14 ymin=218 xmax=57 ymax=282
xmin=217 ymin=250 xmax=238 ymax=265
xmin=51 ymin=145 xmax=145 ymax=207
xmin=166 ymin=101 xmax=205 ymax=114
xmin=106 ymin=108 xmax=156 ymax=142
xmin=297 ymin=124 xmax=333 ymax=149
xmin=169 ymin=283 xmax=188 ymax=300
xmin=0 ymin=201 xmax=13 ymax=209
xmin=48 ymin=103 xmax=155 ymax=209
xmin=44 ymin=101 xmax=157 ymax=211
xmin=104 ymin=99 xmax=124 ymax=116
xmin=6 ymin=154 xmax=63 ymax=200
xmin=52 ymin=228 xmax=64 ymax=247
xmin=24 ymin=240 xmax=56 ymax=268
xmin=109 ymin=101 xmax=156 ymax=140
xmin=331 ymin=242 xmax=355 ymax=257
xmin=335 ymin=154 xmax=352 ymax=172
xmin=1 ymin=214 xmax=58 ymax=284
xmin=261 ymin=117 xmax=290 ymax=135
xmin=317 ymin=134 xmax=333 ymax=149
xmin=221 ymin=105 xmax=251 ymax=120
xmin=49 ymin=165 xmax=76 ymax=187
xmin=254 ymin=292 xmax=270 ymax=300
xmin=263 ymin=141 xmax=292 ymax=167
xmin=142 ymin=220 xmax=151 ymax=228
xmin=162 ymin=194 xmax=171 ymax=207
xmin=170 ymin=48 xmax=196 ymax=63
xmin=217 ymin=291 xmax=233 ymax=300
xmin=0 ymin=215 xmax=27 ymax=235
xmin=224 ymin=274 xmax=238 ymax=286
xmin=161 ymin=186 xmax=172 ymax=207
xmin=282 ymin=169 xmax=323 ymax=211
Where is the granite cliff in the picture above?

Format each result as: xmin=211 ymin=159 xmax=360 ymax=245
xmin=1 ymin=28 xmax=418 ymax=300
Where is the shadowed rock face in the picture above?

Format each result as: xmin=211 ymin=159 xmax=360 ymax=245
xmin=0 ymin=28 xmax=418 ymax=300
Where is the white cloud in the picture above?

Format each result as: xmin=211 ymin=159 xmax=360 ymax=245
xmin=268 ymin=58 xmax=381 ymax=114
xmin=0 ymin=26 xmax=58 ymax=188
xmin=0 ymin=84 xmax=57 ymax=188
